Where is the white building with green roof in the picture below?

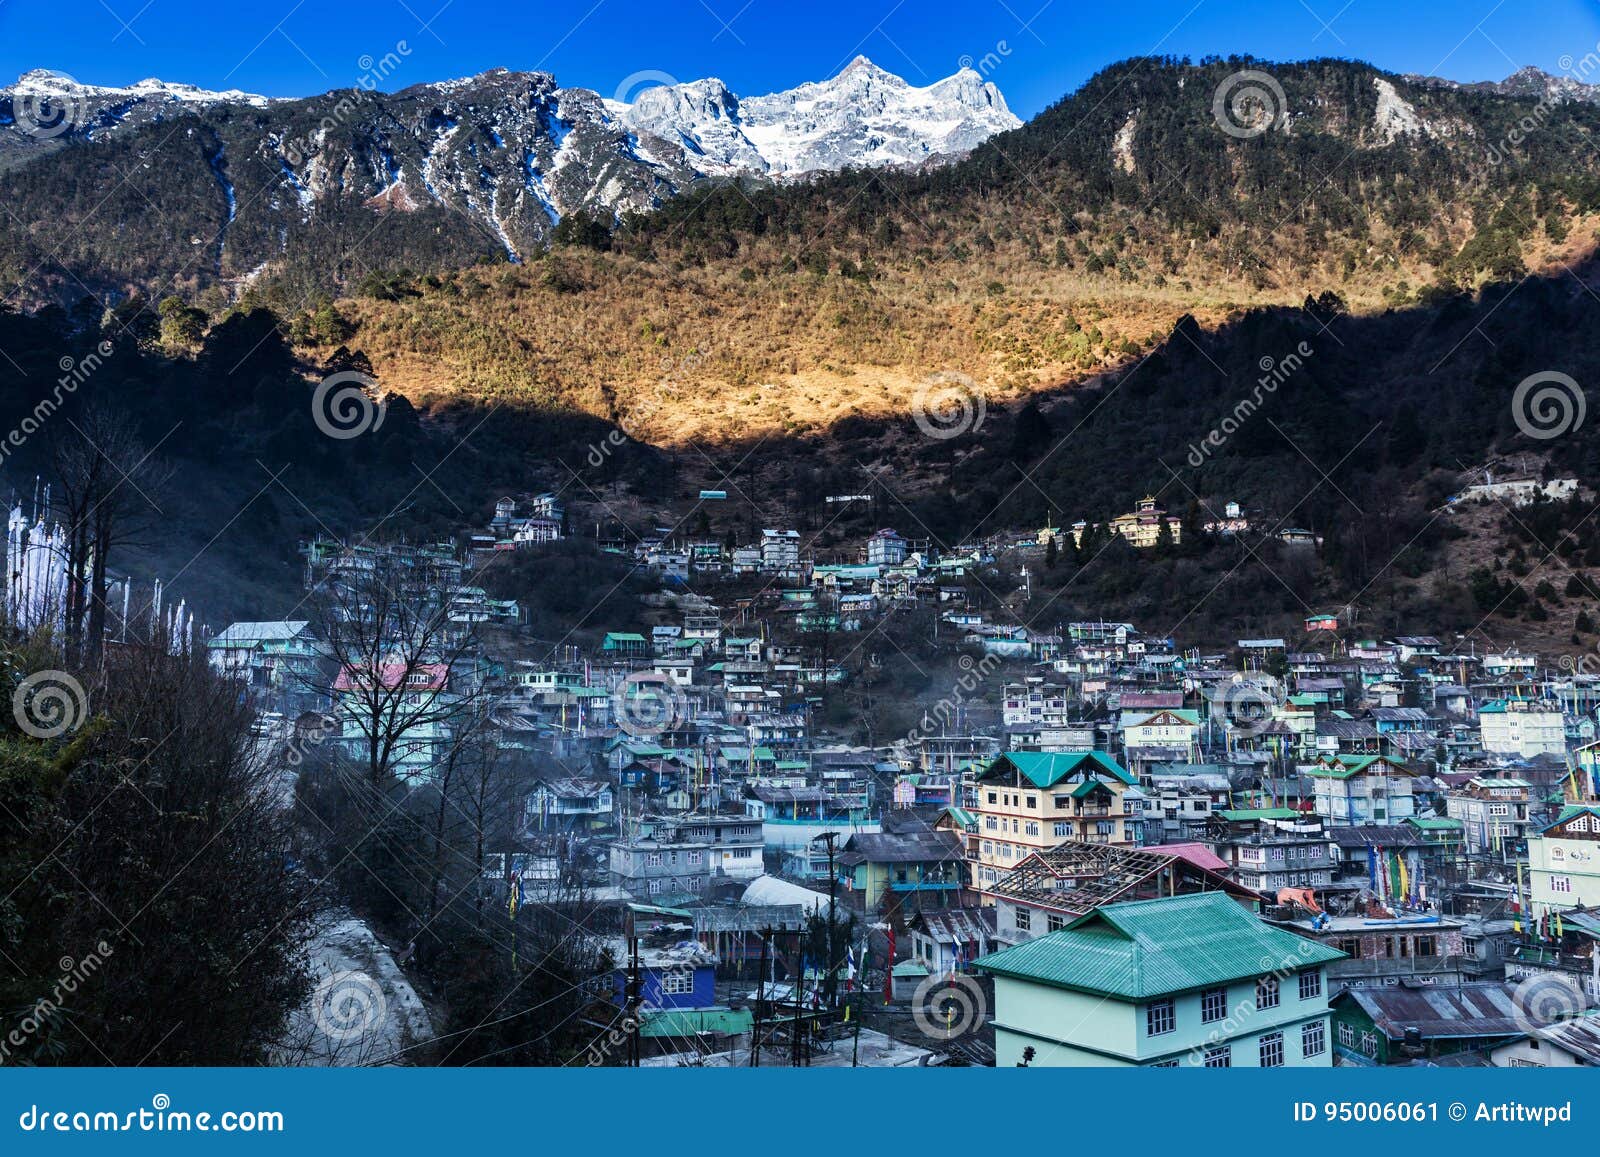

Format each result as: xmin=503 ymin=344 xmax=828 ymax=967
xmin=975 ymin=892 xmax=1342 ymax=1067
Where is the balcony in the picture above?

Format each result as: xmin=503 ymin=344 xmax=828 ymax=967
xmin=1077 ymin=805 xmax=1111 ymax=817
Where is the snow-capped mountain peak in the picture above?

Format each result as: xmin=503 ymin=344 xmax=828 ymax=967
xmin=618 ymin=56 xmax=1020 ymax=176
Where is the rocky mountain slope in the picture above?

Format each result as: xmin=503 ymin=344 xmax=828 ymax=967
xmin=0 ymin=57 xmax=1015 ymax=303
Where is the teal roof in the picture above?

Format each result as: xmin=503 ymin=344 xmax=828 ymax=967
xmin=1216 ymin=807 xmax=1300 ymax=821
xmin=975 ymin=892 xmax=1342 ymax=1000
xmin=982 ymin=750 xmax=1135 ymax=788
xmin=638 ymin=1007 xmax=752 ymax=1039
xmin=1308 ymin=755 xmax=1414 ymax=779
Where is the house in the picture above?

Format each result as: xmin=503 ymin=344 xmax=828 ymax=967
xmin=1308 ymin=755 xmax=1418 ymax=825
xmin=1329 ymin=983 xmax=1528 ymax=1065
xmin=909 ymin=908 xmax=999 ymax=975
xmin=524 ymin=778 xmax=615 ymax=834
xmin=1491 ymin=1013 xmax=1600 ymax=1067
xmin=1446 ymin=776 xmax=1534 ymax=855
xmin=1479 ymin=698 xmax=1567 ymax=759
xmin=608 ymin=837 xmax=714 ymax=904
xmin=987 ymin=840 xmax=1259 ymax=946
xmin=1267 ymin=911 xmax=1468 ymax=993
xmin=838 ymin=829 xmax=966 ymax=915
xmin=1529 ymin=804 xmax=1600 ymax=913
xmin=975 ymin=892 xmax=1341 ymax=1067
xmin=759 ymin=529 xmax=801 ymax=572
xmin=970 ymin=751 xmax=1140 ymax=897
xmin=670 ymin=814 xmax=765 ymax=881
xmin=601 ymin=632 xmax=649 ymax=658
xmin=206 ymin=620 xmax=327 ymax=711
xmin=865 ymin=528 xmax=909 ymax=566
xmin=1071 ymin=496 xmax=1182 ymax=549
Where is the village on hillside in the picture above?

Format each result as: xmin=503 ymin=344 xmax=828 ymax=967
xmin=180 ymin=482 xmax=1600 ymax=1069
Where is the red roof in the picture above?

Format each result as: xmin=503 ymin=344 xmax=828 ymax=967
xmin=1148 ymin=842 xmax=1230 ymax=873
xmin=334 ymin=662 xmax=448 ymax=692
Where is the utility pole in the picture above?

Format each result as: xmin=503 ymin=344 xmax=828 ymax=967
xmin=625 ymin=910 xmax=642 ymax=1068
xmin=814 ymin=831 xmax=841 ymax=1011
xmin=750 ymin=928 xmax=770 ymax=1067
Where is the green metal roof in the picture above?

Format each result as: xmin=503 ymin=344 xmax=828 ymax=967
xmin=638 ymin=1007 xmax=753 ymax=1039
xmin=1307 ymin=755 xmax=1414 ymax=779
xmin=982 ymin=750 xmax=1135 ymax=788
xmin=975 ymin=892 xmax=1342 ymax=1000
xmin=1406 ymin=817 xmax=1462 ymax=831
xmin=1216 ymin=808 xmax=1299 ymax=821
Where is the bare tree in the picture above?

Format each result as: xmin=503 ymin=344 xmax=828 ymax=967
xmin=50 ymin=405 xmax=171 ymax=665
xmin=298 ymin=548 xmax=490 ymax=786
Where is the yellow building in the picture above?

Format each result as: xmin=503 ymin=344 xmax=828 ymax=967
xmin=970 ymin=751 xmax=1139 ymax=899
xmin=1071 ymin=496 xmax=1182 ymax=549
xmin=1529 ymin=804 xmax=1600 ymax=914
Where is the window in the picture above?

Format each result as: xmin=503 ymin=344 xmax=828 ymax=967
xmin=1338 ymin=1022 xmax=1356 ymax=1049
xmin=647 ymin=879 xmax=662 ymax=894
xmin=1201 ymin=988 xmax=1227 ymax=1023
xmin=687 ymin=850 xmax=703 ymax=866
xmin=1146 ymin=999 xmax=1176 ymax=1036
xmin=1150 ymin=1060 xmax=1180 ymax=1068
xmin=1054 ymin=795 xmax=1070 ymax=809
xmin=1301 ymin=1021 xmax=1325 ymax=1058
xmin=1054 ymin=822 xmax=1072 ymax=837
xmin=1298 ymin=971 xmax=1322 ymax=1001
xmin=646 ymin=853 xmax=663 ymax=867
xmin=981 ymin=841 xmax=993 ymax=855
xmin=985 ymin=816 xmax=998 ymax=831
xmin=1024 ymin=822 xmax=1040 ymax=837
xmin=1025 ymin=796 xmax=1037 ymax=809
xmin=1256 ymin=975 xmax=1280 ymax=1010
xmin=1203 ymin=1044 xmax=1231 ymax=1068
xmin=1414 ymin=935 xmax=1436 ymax=958
xmin=987 ymin=792 xmax=997 ymax=804
xmin=1046 ymin=914 xmax=1066 ymax=932
xmin=1014 ymin=907 xmax=1032 ymax=932
xmin=1552 ymin=876 xmax=1574 ymax=894
xmin=660 ymin=970 xmax=694 ymax=995
xmin=1360 ymin=1030 xmax=1378 ymax=1058
xmin=1259 ymin=1031 xmax=1284 ymax=1068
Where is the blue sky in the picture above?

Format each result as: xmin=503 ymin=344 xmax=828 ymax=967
xmin=0 ymin=0 xmax=1596 ymax=118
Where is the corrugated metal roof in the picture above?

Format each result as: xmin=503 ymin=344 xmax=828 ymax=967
xmin=975 ymin=892 xmax=1341 ymax=999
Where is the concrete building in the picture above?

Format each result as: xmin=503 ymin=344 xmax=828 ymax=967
xmin=976 ymin=892 xmax=1341 ymax=1067
xmin=1529 ymin=804 xmax=1600 ymax=914
xmin=1478 ymin=698 xmax=1566 ymax=759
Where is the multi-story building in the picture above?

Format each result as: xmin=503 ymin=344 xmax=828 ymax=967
xmin=608 ymin=836 xmax=714 ymax=904
xmin=1528 ymin=803 xmax=1600 ymax=913
xmin=1266 ymin=911 xmax=1469 ymax=994
xmin=976 ymin=892 xmax=1341 ymax=1067
xmin=668 ymin=814 xmax=766 ymax=880
xmin=1208 ymin=812 xmax=1335 ymax=894
xmin=1446 ymin=775 xmax=1534 ymax=855
xmin=1478 ymin=698 xmax=1566 ymax=759
xmin=970 ymin=751 xmax=1139 ymax=897
xmin=1308 ymin=755 xmax=1417 ymax=825
xmin=864 ymin=528 xmax=909 ymax=566
xmin=759 ymin=528 xmax=801 ymax=572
